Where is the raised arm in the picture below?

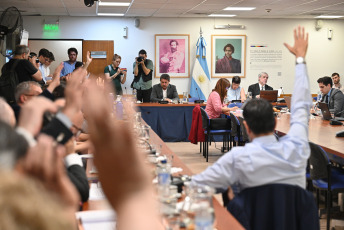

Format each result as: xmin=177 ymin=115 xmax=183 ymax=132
xmin=284 ymin=26 xmax=312 ymax=140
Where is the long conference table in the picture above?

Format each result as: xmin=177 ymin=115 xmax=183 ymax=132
xmin=275 ymin=113 xmax=344 ymax=159
xmin=82 ymin=122 xmax=244 ymax=230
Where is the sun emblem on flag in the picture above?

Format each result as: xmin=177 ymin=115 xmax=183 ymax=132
xmin=198 ymin=75 xmax=205 ymax=83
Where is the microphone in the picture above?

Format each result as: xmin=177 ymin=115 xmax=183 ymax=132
xmin=280 ymin=87 xmax=285 ymax=97
xmin=194 ymin=88 xmax=204 ymax=104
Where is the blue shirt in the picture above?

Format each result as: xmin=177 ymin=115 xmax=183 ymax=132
xmin=227 ymin=86 xmax=241 ymax=101
xmin=326 ymin=88 xmax=332 ymax=105
xmin=60 ymin=61 xmax=76 ymax=77
xmin=192 ymin=64 xmax=312 ymax=191
xmin=39 ymin=63 xmax=47 ymax=83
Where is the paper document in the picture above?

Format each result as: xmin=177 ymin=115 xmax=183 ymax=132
xmin=76 ymin=210 xmax=116 ymax=230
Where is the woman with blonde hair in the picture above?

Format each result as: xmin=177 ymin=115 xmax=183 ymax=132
xmin=104 ymin=54 xmax=127 ymax=95
xmin=205 ymin=78 xmax=238 ymax=119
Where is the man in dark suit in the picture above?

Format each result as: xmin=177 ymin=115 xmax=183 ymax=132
xmin=248 ymin=72 xmax=273 ymax=98
xmin=318 ymin=76 xmax=344 ymax=117
xmin=150 ymin=74 xmax=179 ymax=102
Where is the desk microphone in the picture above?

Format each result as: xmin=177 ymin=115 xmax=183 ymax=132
xmin=194 ymin=88 xmax=204 ymax=104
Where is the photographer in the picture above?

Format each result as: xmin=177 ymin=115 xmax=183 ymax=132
xmin=132 ymin=49 xmax=154 ymax=102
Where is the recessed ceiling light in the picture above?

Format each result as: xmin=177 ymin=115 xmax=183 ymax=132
xmin=98 ymin=1 xmax=130 ymax=6
xmin=97 ymin=13 xmax=124 ymax=16
xmin=208 ymin=14 xmax=236 ymax=17
xmin=315 ymin=15 xmax=343 ymax=19
xmin=223 ymin=7 xmax=256 ymax=11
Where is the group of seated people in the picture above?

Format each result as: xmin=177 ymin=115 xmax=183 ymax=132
xmin=0 ymin=26 xmax=326 ymax=229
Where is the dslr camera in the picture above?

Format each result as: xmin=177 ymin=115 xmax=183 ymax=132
xmin=137 ymin=56 xmax=144 ymax=62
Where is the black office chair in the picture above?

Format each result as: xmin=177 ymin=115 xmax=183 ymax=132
xmin=227 ymin=184 xmax=320 ymax=230
xmin=309 ymin=142 xmax=344 ymax=230
xmin=199 ymin=107 xmax=231 ymax=162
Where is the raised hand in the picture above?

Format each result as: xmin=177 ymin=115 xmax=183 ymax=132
xmin=284 ymin=26 xmax=308 ymax=58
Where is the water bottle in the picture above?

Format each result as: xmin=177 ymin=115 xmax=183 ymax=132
xmin=317 ymin=91 xmax=322 ymax=102
xmin=157 ymin=160 xmax=171 ymax=197
xmin=115 ymin=96 xmax=123 ymax=120
xmin=195 ymin=202 xmax=213 ymax=230
xmin=109 ymin=93 xmax=116 ymax=113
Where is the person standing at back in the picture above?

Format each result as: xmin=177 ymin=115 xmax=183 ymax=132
xmin=132 ymin=49 xmax=154 ymax=102
xmin=104 ymin=54 xmax=127 ymax=95
xmin=60 ymin=47 xmax=82 ymax=78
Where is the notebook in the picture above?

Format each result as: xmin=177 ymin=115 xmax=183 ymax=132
xmin=260 ymin=90 xmax=278 ymax=102
xmin=318 ymin=102 xmax=344 ymax=121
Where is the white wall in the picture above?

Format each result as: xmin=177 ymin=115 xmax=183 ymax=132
xmin=22 ymin=16 xmax=344 ymax=94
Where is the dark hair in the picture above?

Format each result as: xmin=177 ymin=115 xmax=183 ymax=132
xmin=48 ymin=52 xmax=55 ymax=61
xmin=29 ymin=52 xmax=37 ymax=58
xmin=52 ymin=82 xmax=66 ymax=99
xmin=14 ymin=45 xmax=30 ymax=56
xmin=38 ymin=48 xmax=49 ymax=58
xmin=317 ymin=76 xmax=332 ymax=87
xmin=68 ymin=47 xmax=78 ymax=55
xmin=213 ymin=78 xmax=230 ymax=104
xmin=138 ymin=49 xmax=147 ymax=55
xmin=223 ymin=44 xmax=235 ymax=53
xmin=232 ymin=76 xmax=241 ymax=84
xmin=160 ymin=74 xmax=170 ymax=82
xmin=332 ymin=72 xmax=340 ymax=78
xmin=243 ymin=99 xmax=275 ymax=135
xmin=169 ymin=40 xmax=178 ymax=46
xmin=0 ymin=120 xmax=29 ymax=166
xmin=74 ymin=61 xmax=83 ymax=69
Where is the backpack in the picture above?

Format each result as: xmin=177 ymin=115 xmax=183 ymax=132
xmin=0 ymin=59 xmax=19 ymax=104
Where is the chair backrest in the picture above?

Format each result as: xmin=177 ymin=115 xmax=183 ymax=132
xmin=309 ymin=142 xmax=330 ymax=180
xmin=229 ymin=112 xmax=240 ymax=137
xmin=238 ymin=116 xmax=249 ymax=142
xmin=227 ymin=184 xmax=320 ymax=230
xmin=200 ymin=107 xmax=209 ymax=130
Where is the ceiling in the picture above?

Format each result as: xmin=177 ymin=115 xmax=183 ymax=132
xmin=0 ymin=0 xmax=344 ymax=19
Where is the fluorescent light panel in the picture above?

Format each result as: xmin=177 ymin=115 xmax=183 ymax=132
xmin=315 ymin=15 xmax=343 ymax=19
xmin=97 ymin=13 xmax=124 ymax=16
xmin=223 ymin=7 xmax=256 ymax=11
xmin=208 ymin=14 xmax=236 ymax=17
xmin=98 ymin=1 xmax=130 ymax=6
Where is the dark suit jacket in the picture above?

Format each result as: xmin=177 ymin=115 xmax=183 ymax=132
xmin=150 ymin=83 xmax=179 ymax=102
xmin=67 ymin=165 xmax=89 ymax=202
xmin=248 ymin=83 xmax=273 ymax=98
xmin=321 ymin=88 xmax=344 ymax=117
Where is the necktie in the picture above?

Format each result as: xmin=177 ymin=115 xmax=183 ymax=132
xmin=325 ymin=95 xmax=329 ymax=104
xmin=261 ymin=86 xmax=264 ymax=91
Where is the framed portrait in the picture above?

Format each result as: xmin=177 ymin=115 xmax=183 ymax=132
xmin=155 ymin=34 xmax=190 ymax=78
xmin=211 ymin=35 xmax=246 ymax=78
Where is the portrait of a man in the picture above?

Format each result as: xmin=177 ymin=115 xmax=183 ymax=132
xmin=159 ymin=39 xmax=185 ymax=73
xmin=211 ymin=35 xmax=246 ymax=78
xmin=215 ymin=43 xmax=241 ymax=73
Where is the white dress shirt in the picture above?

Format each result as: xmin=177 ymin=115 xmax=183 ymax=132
xmin=192 ymin=64 xmax=312 ymax=191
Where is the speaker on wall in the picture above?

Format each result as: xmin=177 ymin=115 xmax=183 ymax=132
xmin=134 ymin=18 xmax=140 ymax=28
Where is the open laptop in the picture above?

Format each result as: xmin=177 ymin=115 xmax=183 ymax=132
xmin=260 ymin=90 xmax=278 ymax=102
xmin=318 ymin=102 xmax=344 ymax=121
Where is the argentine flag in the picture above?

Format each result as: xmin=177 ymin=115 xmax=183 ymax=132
xmin=190 ymin=36 xmax=211 ymax=101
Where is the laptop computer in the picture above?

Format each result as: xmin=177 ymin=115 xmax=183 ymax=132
xmin=318 ymin=102 xmax=344 ymax=121
xmin=260 ymin=90 xmax=278 ymax=102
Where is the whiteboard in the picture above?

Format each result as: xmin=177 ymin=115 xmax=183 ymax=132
xmin=28 ymin=39 xmax=83 ymax=73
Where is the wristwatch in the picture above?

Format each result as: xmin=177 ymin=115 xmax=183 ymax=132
xmin=296 ymin=57 xmax=306 ymax=64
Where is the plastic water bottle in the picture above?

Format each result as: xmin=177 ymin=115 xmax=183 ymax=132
xmin=317 ymin=91 xmax=322 ymax=102
xmin=157 ymin=160 xmax=171 ymax=197
xmin=195 ymin=202 xmax=213 ymax=230
xmin=115 ymin=97 xmax=123 ymax=120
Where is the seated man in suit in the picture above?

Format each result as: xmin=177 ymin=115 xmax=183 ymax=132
xmin=317 ymin=76 xmax=344 ymax=117
xmin=248 ymin=72 xmax=273 ymax=98
xmin=150 ymin=74 xmax=179 ymax=102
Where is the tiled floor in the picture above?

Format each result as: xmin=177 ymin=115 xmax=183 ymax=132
xmin=166 ymin=141 xmax=344 ymax=230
